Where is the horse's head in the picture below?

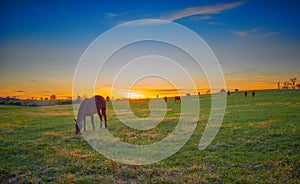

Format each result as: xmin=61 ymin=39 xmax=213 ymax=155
xmin=73 ymin=119 xmax=81 ymax=134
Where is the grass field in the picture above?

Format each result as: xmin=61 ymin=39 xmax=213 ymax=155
xmin=0 ymin=90 xmax=299 ymax=183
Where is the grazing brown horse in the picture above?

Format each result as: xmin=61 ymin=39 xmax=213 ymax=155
xmin=174 ymin=96 xmax=181 ymax=103
xmin=74 ymin=95 xmax=107 ymax=133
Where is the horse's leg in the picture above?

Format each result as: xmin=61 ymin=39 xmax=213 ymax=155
xmin=84 ymin=117 xmax=86 ymax=131
xmin=98 ymin=111 xmax=103 ymax=128
xmin=91 ymin=115 xmax=95 ymax=130
xmin=102 ymin=108 xmax=107 ymax=128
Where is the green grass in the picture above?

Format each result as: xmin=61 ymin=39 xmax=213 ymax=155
xmin=0 ymin=90 xmax=299 ymax=183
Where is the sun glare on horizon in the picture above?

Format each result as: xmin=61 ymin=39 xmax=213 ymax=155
xmin=127 ymin=91 xmax=146 ymax=99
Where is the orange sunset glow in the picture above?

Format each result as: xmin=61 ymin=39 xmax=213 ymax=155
xmin=0 ymin=75 xmax=295 ymax=100
xmin=1 ymin=1 xmax=299 ymax=100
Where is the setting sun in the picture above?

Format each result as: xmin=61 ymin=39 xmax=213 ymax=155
xmin=127 ymin=91 xmax=146 ymax=99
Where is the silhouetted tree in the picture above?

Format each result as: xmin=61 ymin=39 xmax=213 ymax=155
xmin=282 ymin=82 xmax=291 ymax=89
xmin=50 ymin=94 xmax=56 ymax=100
xmin=290 ymin=78 xmax=296 ymax=89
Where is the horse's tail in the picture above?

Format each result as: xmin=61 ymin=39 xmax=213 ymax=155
xmin=101 ymin=102 xmax=107 ymax=127
xmin=101 ymin=107 xmax=107 ymax=122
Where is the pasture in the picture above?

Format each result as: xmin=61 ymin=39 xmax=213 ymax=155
xmin=0 ymin=90 xmax=299 ymax=183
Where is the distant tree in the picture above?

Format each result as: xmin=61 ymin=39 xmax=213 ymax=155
xmin=290 ymin=78 xmax=296 ymax=89
xmin=106 ymin=96 xmax=110 ymax=102
xmin=76 ymin=95 xmax=81 ymax=102
xmin=282 ymin=82 xmax=291 ymax=89
xmin=45 ymin=98 xmax=48 ymax=100
xmin=234 ymin=89 xmax=239 ymax=92
xmin=219 ymin=89 xmax=226 ymax=93
xmin=40 ymin=97 xmax=43 ymax=100
xmin=50 ymin=95 xmax=56 ymax=100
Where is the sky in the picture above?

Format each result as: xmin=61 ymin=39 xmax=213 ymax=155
xmin=0 ymin=0 xmax=300 ymax=99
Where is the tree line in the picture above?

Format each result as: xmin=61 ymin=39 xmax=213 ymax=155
xmin=278 ymin=78 xmax=299 ymax=89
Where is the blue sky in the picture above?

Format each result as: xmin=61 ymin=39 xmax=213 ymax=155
xmin=0 ymin=0 xmax=300 ymax=98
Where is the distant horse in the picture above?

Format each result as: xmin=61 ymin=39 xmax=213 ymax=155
xmin=74 ymin=95 xmax=107 ymax=133
xmin=174 ymin=96 xmax=181 ymax=103
xmin=164 ymin=96 xmax=168 ymax=102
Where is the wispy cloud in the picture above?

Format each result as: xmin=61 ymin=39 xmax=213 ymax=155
xmin=119 ymin=19 xmax=168 ymax=27
xmin=231 ymin=28 xmax=279 ymax=38
xmin=118 ymin=2 xmax=243 ymax=27
xmin=161 ymin=1 xmax=244 ymax=21
xmin=225 ymin=68 xmax=257 ymax=76
xmin=105 ymin=13 xmax=119 ymax=19
xmin=15 ymin=90 xmax=25 ymax=93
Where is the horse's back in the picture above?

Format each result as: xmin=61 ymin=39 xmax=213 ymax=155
xmin=92 ymin=95 xmax=106 ymax=110
xmin=79 ymin=98 xmax=97 ymax=115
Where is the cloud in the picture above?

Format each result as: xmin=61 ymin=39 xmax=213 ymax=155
xmin=231 ymin=28 xmax=279 ymax=38
xmin=105 ymin=13 xmax=119 ymax=18
xmin=161 ymin=1 xmax=244 ymax=21
xmin=15 ymin=90 xmax=25 ymax=93
xmin=225 ymin=68 xmax=257 ymax=76
xmin=119 ymin=19 xmax=169 ymax=27
xmin=113 ymin=1 xmax=243 ymax=27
